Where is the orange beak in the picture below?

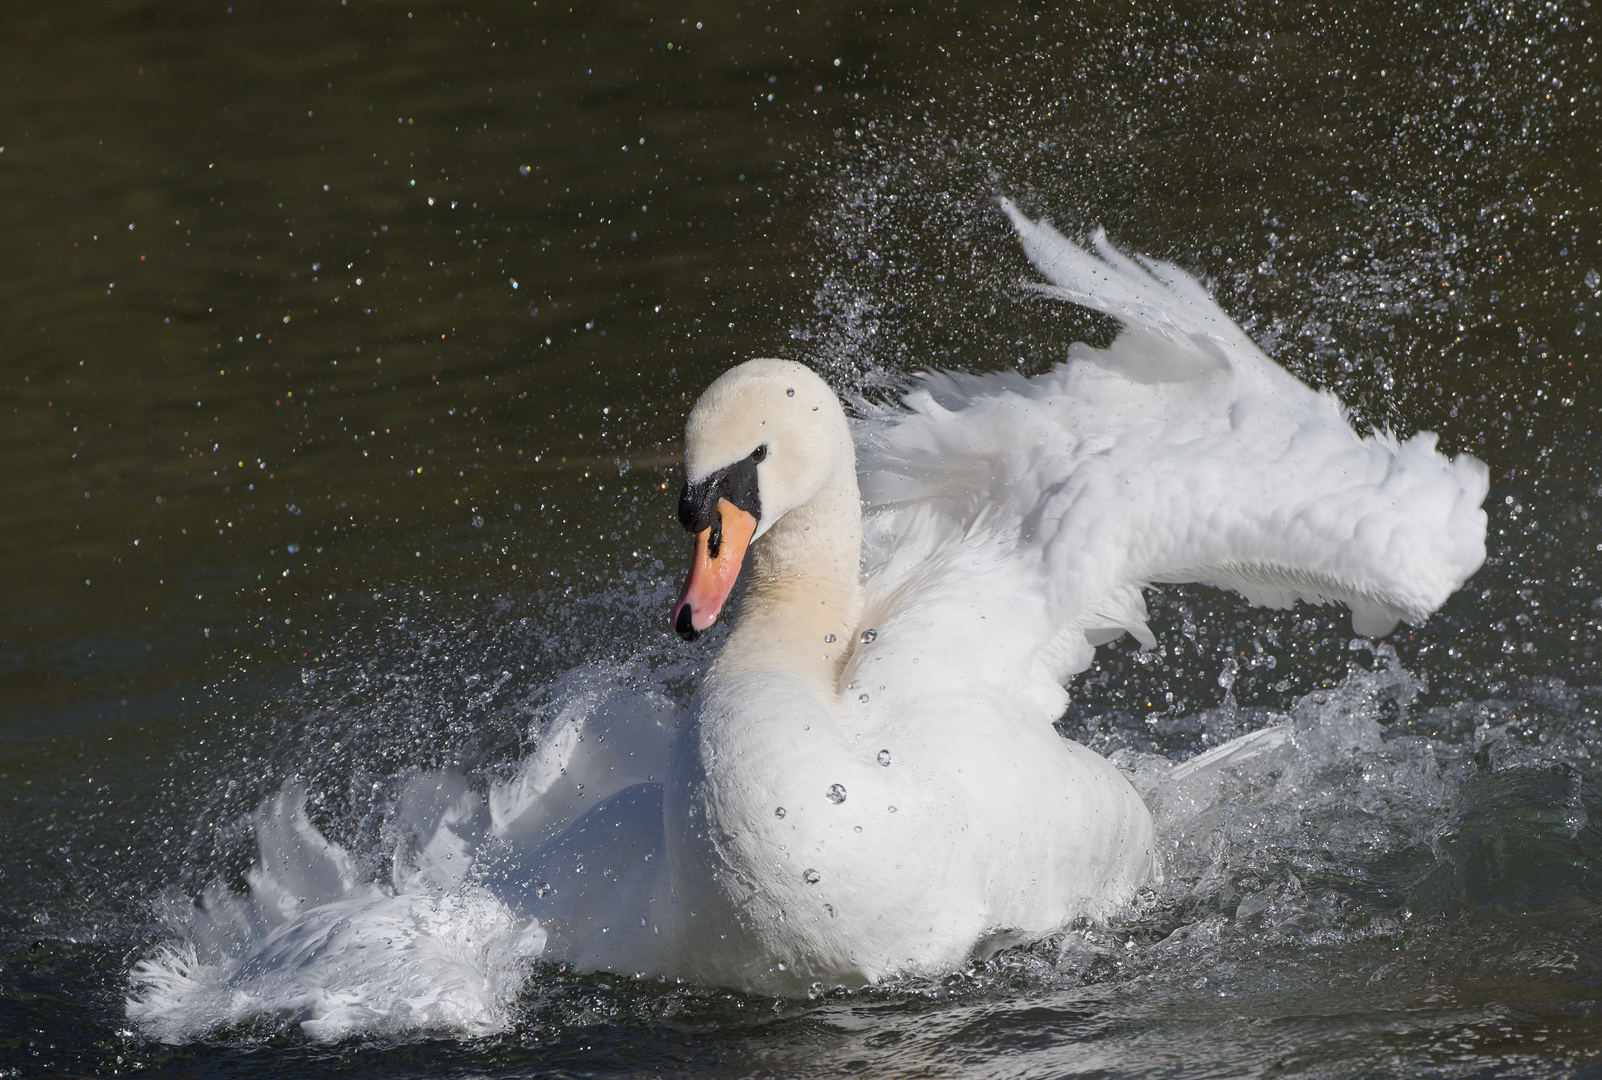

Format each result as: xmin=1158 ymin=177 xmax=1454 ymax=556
xmin=672 ymin=497 xmax=758 ymax=640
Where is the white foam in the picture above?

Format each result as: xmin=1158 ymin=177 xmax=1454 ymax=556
xmin=128 ymin=666 xmax=678 ymax=1043
xmin=129 ymin=880 xmax=546 ymax=1042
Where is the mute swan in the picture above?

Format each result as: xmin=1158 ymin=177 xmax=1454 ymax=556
xmin=128 ymin=201 xmax=1489 ymax=1037
xmin=649 ymin=200 xmax=1486 ymax=990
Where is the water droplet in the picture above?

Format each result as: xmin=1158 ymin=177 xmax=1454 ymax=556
xmin=824 ymin=633 xmax=836 ymax=643
xmin=776 ymin=961 xmax=787 ymax=971
xmin=860 ymin=628 xmax=877 ymax=644
xmin=774 ymin=806 xmax=786 ymax=818
xmin=826 ymin=783 xmax=847 ymax=804
xmin=877 ymin=749 xmax=891 ymax=767
xmin=807 ymin=981 xmax=825 ymax=999
xmin=1217 ymin=658 xmax=1238 ymax=689
xmin=535 ymin=882 xmax=553 ymax=898
xmin=803 ymin=868 xmax=820 ymax=884
xmin=825 ymin=904 xmax=837 ymax=918
xmin=1588 ymin=268 xmax=1601 ymax=293
xmin=853 ymin=825 xmax=862 ymax=833
xmin=859 ymin=693 xmax=870 ymax=703
xmin=786 ymin=387 xmax=795 ymax=397
xmin=471 ymin=515 xmax=484 ymax=529
xmin=888 ymin=805 xmax=897 ymax=813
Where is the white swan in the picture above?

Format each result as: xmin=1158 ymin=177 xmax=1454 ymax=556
xmin=650 ymin=365 xmax=1158 ymax=992
xmin=633 ymin=204 xmax=1489 ymax=994
xmin=128 ymin=202 xmax=1489 ymax=1037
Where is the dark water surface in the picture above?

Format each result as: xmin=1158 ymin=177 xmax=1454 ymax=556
xmin=3 ymin=0 xmax=1600 ymax=1075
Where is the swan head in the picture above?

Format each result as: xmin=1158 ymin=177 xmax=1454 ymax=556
xmin=672 ymin=358 xmax=848 ymax=640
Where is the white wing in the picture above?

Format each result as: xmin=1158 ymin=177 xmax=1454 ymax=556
xmin=853 ymin=201 xmax=1488 ymax=690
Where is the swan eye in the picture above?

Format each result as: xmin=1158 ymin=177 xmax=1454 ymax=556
xmin=750 ymin=445 xmax=767 ymax=464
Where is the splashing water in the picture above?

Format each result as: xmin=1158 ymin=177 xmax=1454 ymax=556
xmin=125 ymin=641 xmax=1602 ymax=1044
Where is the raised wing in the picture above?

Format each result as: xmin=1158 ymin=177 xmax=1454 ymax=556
xmin=856 ymin=202 xmax=1488 ymax=686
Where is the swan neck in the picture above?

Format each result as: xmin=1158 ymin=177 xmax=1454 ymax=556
xmin=719 ymin=463 xmax=863 ymax=697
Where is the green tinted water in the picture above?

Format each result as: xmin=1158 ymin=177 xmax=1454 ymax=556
xmin=3 ymin=0 xmax=1600 ymax=1075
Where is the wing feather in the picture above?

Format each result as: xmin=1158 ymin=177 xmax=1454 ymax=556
xmin=857 ymin=202 xmax=1488 ymax=688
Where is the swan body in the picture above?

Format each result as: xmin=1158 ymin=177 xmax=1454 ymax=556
xmin=128 ymin=203 xmax=1488 ymax=1037
xmin=653 ymin=356 xmax=1157 ymax=992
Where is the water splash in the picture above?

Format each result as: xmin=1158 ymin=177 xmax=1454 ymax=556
xmin=128 ymin=644 xmax=1600 ymax=1044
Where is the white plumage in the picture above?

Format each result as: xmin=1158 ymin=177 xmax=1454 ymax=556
xmin=128 ymin=203 xmax=1488 ymax=1039
xmin=866 ymin=200 xmax=1487 ymax=665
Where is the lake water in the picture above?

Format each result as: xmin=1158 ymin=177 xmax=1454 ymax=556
xmin=3 ymin=0 xmax=1600 ymax=1075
